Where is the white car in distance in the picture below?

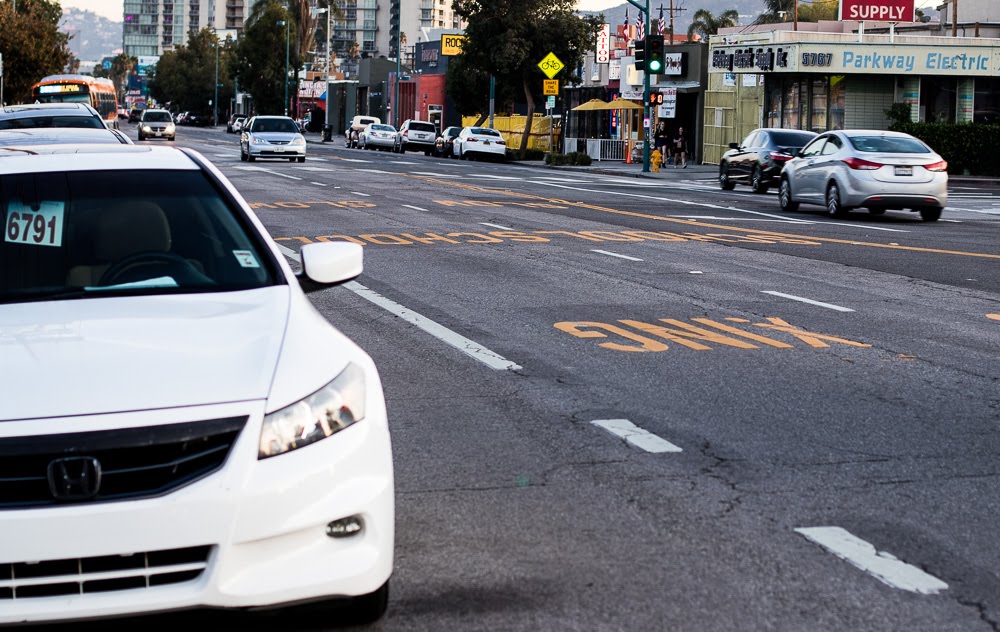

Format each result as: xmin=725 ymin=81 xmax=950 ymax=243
xmin=360 ymin=123 xmax=397 ymax=151
xmin=0 ymin=143 xmax=393 ymax=625
xmin=240 ymin=115 xmax=307 ymax=163
xmin=454 ymin=126 xmax=507 ymax=161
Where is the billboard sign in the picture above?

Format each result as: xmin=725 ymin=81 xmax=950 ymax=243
xmin=596 ymin=24 xmax=611 ymax=63
xmin=441 ymin=34 xmax=465 ymax=56
xmin=839 ymin=0 xmax=915 ymax=22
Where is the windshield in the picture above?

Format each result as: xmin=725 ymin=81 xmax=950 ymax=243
xmin=770 ymin=131 xmax=816 ymax=147
xmin=409 ymin=122 xmax=436 ymax=133
xmin=142 ymin=111 xmax=172 ymax=122
xmin=0 ymin=116 xmax=103 ymax=130
xmin=470 ymin=128 xmax=501 ymax=137
xmin=371 ymin=124 xmax=395 ymax=132
xmin=251 ymin=118 xmax=298 ymax=133
xmin=33 ymin=93 xmax=91 ymax=105
xmin=847 ymin=135 xmax=930 ymax=154
xmin=1 ymin=170 xmax=279 ymax=304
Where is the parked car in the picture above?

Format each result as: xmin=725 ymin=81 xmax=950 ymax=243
xmin=0 ymin=143 xmax=393 ymax=626
xmin=393 ymin=119 xmax=437 ymax=155
xmin=778 ymin=130 xmax=948 ymax=222
xmin=346 ymin=115 xmax=380 ymax=148
xmin=226 ymin=113 xmax=245 ymax=133
xmin=117 ymin=107 xmax=128 ymax=120
xmin=360 ymin=123 xmax=398 ymax=151
xmin=0 ymin=127 xmax=132 ymax=146
xmin=127 ymin=107 xmax=145 ymax=123
xmin=435 ymin=126 xmax=462 ymax=158
xmin=240 ymin=115 xmax=307 ymax=162
xmin=137 ymin=108 xmax=176 ymax=141
xmin=453 ymin=126 xmax=507 ymax=161
xmin=0 ymin=103 xmax=106 ymax=131
xmin=232 ymin=115 xmax=247 ymax=133
xmin=719 ymin=128 xmax=817 ymax=193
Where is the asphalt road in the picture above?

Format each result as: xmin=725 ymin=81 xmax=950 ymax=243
xmin=81 ymin=123 xmax=1000 ymax=631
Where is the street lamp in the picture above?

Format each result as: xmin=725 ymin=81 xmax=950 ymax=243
xmin=213 ymin=34 xmax=220 ymax=127
xmin=276 ymin=19 xmax=290 ymax=116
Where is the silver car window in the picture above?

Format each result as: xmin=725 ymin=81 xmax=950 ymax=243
xmin=800 ymin=137 xmax=826 ymax=157
xmin=820 ymin=136 xmax=841 ymax=155
xmin=847 ymin=135 xmax=930 ymax=154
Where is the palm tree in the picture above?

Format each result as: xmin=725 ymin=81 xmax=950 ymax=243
xmin=687 ymin=8 xmax=739 ymax=39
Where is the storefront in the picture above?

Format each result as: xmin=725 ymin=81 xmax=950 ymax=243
xmin=703 ymin=30 xmax=1000 ymax=163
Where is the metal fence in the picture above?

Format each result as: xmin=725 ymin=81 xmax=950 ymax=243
xmin=564 ymin=137 xmax=629 ymax=161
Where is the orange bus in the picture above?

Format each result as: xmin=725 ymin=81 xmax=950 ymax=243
xmin=30 ymin=74 xmax=119 ymax=129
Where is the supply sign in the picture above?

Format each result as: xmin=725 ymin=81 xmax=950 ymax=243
xmin=839 ymin=0 xmax=915 ymax=22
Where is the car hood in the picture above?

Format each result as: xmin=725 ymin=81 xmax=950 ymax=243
xmin=0 ymin=287 xmax=290 ymax=421
xmin=251 ymin=132 xmax=300 ymax=141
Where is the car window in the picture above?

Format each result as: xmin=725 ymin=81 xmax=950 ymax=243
xmin=800 ymin=137 xmax=826 ymax=157
xmin=470 ymin=128 xmax=501 ymax=137
xmin=847 ymin=135 xmax=930 ymax=154
xmin=0 ymin=116 xmax=104 ymax=130
xmin=447 ymin=128 xmax=461 ymax=138
xmin=820 ymin=135 xmax=842 ymax=155
xmin=142 ymin=111 xmax=172 ymax=122
xmin=741 ymin=132 xmax=759 ymax=148
xmin=370 ymin=124 xmax=394 ymax=132
xmin=250 ymin=118 xmax=298 ymax=133
xmin=770 ymin=131 xmax=817 ymax=147
xmin=0 ymin=170 xmax=279 ymax=304
xmin=409 ymin=122 xmax=436 ymax=133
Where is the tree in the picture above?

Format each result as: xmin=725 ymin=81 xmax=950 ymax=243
xmin=150 ymin=29 xmax=235 ymax=115
xmin=0 ymin=0 xmax=72 ymax=104
xmin=94 ymin=53 xmax=137 ymax=102
xmin=454 ymin=0 xmax=601 ymax=152
xmin=687 ymin=9 xmax=739 ymax=38
xmin=233 ymin=0 xmax=298 ymax=115
xmin=760 ymin=0 xmax=837 ymax=23
xmin=445 ymin=55 xmax=516 ymax=127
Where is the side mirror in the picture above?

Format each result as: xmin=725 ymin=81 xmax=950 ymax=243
xmin=728 ymin=142 xmax=740 ymax=150
xmin=297 ymin=242 xmax=363 ymax=293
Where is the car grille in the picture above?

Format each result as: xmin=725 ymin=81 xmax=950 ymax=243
xmin=0 ymin=545 xmax=212 ymax=600
xmin=269 ymin=140 xmax=290 ymax=145
xmin=0 ymin=416 xmax=246 ymax=509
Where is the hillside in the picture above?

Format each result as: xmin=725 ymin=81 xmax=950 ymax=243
xmin=60 ymin=8 xmax=122 ymax=62
xmin=580 ymin=0 xmax=766 ymax=34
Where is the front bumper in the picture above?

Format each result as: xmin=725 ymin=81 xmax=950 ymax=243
xmin=249 ymin=144 xmax=306 ymax=158
xmin=0 ymin=394 xmax=393 ymax=624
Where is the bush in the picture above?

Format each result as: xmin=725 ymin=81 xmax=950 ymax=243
xmin=544 ymin=152 xmax=592 ymax=166
xmin=507 ymin=148 xmax=546 ymax=161
xmin=889 ymin=121 xmax=1000 ymax=177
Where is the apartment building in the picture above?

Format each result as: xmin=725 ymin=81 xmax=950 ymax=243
xmin=123 ymin=0 xmax=249 ymax=57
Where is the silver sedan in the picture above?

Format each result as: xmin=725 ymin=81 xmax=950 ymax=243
xmin=778 ymin=130 xmax=948 ymax=222
xmin=360 ymin=123 xmax=397 ymax=151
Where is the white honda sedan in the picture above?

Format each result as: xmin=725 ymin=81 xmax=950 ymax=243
xmin=453 ymin=126 xmax=507 ymax=161
xmin=240 ymin=115 xmax=307 ymax=162
xmin=0 ymin=144 xmax=393 ymax=625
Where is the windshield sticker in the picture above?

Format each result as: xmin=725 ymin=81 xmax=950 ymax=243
xmin=4 ymin=200 xmax=65 ymax=248
xmin=233 ymin=250 xmax=260 ymax=268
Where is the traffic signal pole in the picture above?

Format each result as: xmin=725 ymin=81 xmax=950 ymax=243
xmin=625 ymin=0 xmax=651 ymax=172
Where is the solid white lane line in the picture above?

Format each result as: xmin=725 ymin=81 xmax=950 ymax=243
xmin=761 ymin=291 xmax=855 ymax=313
xmin=591 ymin=419 xmax=682 ymax=453
xmin=233 ymin=166 xmax=302 ymax=180
xmin=472 ymin=174 xmax=522 ymax=180
xmin=351 ymin=191 xmax=371 ymax=197
xmin=672 ymin=215 xmax=815 ymax=224
xmin=480 ymin=222 xmax=514 ymax=230
xmin=402 ymin=204 xmax=429 ymax=212
xmin=391 ymin=161 xmax=419 ymax=165
xmin=355 ymin=168 xmax=392 ymax=174
xmin=311 ymin=181 xmax=328 ymax=187
xmin=336 ymin=158 xmax=371 ymax=163
xmin=295 ymin=166 xmax=333 ymax=172
xmin=591 ymin=249 xmax=644 ymax=262
xmin=273 ymin=243 xmax=521 ymax=371
xmin=795 ymin=527 xmax=948 ymax=595
xmin=411 ymin=171 xmax=462 ymax=178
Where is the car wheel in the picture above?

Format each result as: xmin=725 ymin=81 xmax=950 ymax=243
xmin=288 ymin=157 xmax=296 ymax=162
xmin=919 ymin=207 xmax=942 ymax=222
xmin=867 ymin=207 xmax=885 ymax=215
xmin=424 ymin=150 xmax=431 ymax=156
xmin=240 ymin=147 xmax=247 ymax=162
xmin=750 ymin=166 xmax=768 ymax=193
xmin=719 ymin=163 xmax=736 ymax=190
xmin=779 ymin=178 xmax=799 ymax=212
xmin=298 ymin=156 xmax=305 ymax=163
xmin=137 ymin=134 xmax=144 ymax=141
xmin=248 ymin=154 xmax=256 ymax=162
xmin=826 ymin=182 xmax=848 ymax=217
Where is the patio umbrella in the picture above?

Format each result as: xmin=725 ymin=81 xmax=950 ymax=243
xmin=605 ymin=99 xmax=643 ymax=110
xmin=572 ymin=99 xmax=611 ymax=111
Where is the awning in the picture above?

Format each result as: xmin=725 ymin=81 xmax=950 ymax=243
xmin=571 ymin=99 xmax=610 ymax=111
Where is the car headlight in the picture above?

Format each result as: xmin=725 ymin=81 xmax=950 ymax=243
xmin=141 ymin=125 xmax=151 ymax=132
xmin=291 ymin=136 xmax=306 ymax=145
xmin=166 ymin=123 xmax=175 ymax=132
xmin=251 ymin=136 xmax=267 ymax=145
xmin=258 ymin=363 xmax=366 ymax=459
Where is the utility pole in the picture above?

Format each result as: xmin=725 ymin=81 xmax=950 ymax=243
xmin=625 ymin=0 xmax=652 ymax=172
xmin=213 ymin=34 xmax=219 ymax=127
xmin=394 ymin=23 xmax=401 ymax=126
xmin=794 ymin=0 xmax=799 ymax=31
xmin=952 ymin=0 xmax=958 ymax=36
xmin=276 ymin=19 xmax=290 ymax=116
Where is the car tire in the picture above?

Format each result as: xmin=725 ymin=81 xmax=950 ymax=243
xmin=240 ymin=148 xmax=247 ymax=162
xmin=826 ymin=182 xmax=848 ymax=217
xmin=867 ymin=207 xmax=885 ymax=215
xmin=750 ymin=166 xmax=768 ymax=193
xmin=298 ymin=156 xmax=305 ymax=163
xmin=920 ymin=207 xmax=942 ymax=222
xmin=424 ymin=150 xmax=431 ymax=156
xmin=288 ymin=157 xmax=296 ymax=162
xmin=719 ymin=163 xmax=736 ymax=190
xmin=779 ymin=178 xmax=799 ymax=212
xmin=248 ymin=154 xmax=256 ymax=163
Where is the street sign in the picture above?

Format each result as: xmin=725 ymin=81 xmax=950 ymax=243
xmin=538 ymin=52 xmax=565 ymax=79
xmin=596 ymin=24 xmax=611 ymax=63
xmin=546 ymin=95 xmax=556 ymax=109
xmin=543 ymin=80 xmax=559 ymax=96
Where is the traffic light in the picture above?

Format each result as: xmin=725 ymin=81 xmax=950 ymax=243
xmin=647 ymin=35 xmax=665 ymax=73
xmin=634 ymin=38 xmax=646 ymax=72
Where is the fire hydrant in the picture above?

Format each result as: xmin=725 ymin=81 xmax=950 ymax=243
xmin=651 ymin=147 xmax=663 ymax=172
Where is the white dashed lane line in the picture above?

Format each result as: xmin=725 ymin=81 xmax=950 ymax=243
xmin=402 ymin=204 xmax=429 ymax=212
xmin=310 ymin=181 xmax=328 ymax=187
xmin=590 ymin=419 xmax=682 ymax=453
xmin=761 ymin=291 xmax=855 ymax=313
xmin=272 ymin=243 xmax=522 ymax=372
xmin=795 ymin=527 xmax=948 ymax=595
xmin=233 ymin=166 xmax=302 ymax=181
xmin=480 ymin=222 xmax=514 ymax=230
xmin=591 ymin=249 xmax=643 ymax=262
xmin=351 ymin=191 xmax=371 ymax=197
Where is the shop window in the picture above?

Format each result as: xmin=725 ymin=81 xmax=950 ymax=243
xmin=782 ymin=81 xmax=800 ymax=129
xmin=811 ymin=78 xmax=828 ymax=132
xmin=974 ymin=78 xmax=1000 ymax=124
xmin=829 ymin=76 xmax=845 ymax=130
xmin=766 ymin=80 xmax=782 ymax=128
xmin=920 ymin=77 xmax=957 ymax=123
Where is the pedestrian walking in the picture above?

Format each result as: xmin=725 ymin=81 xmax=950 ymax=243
xmin=672 ymin=127 xmax=688 ymax=168
xmin=653 ymin=121 xmax=670 ymax=164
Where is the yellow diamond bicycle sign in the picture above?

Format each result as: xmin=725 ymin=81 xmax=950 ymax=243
xmin=538 ymin=52 xmax=565 ymax=79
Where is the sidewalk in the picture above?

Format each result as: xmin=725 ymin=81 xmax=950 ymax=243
xmin=517 ymin=159 xmax=718 ymax=180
